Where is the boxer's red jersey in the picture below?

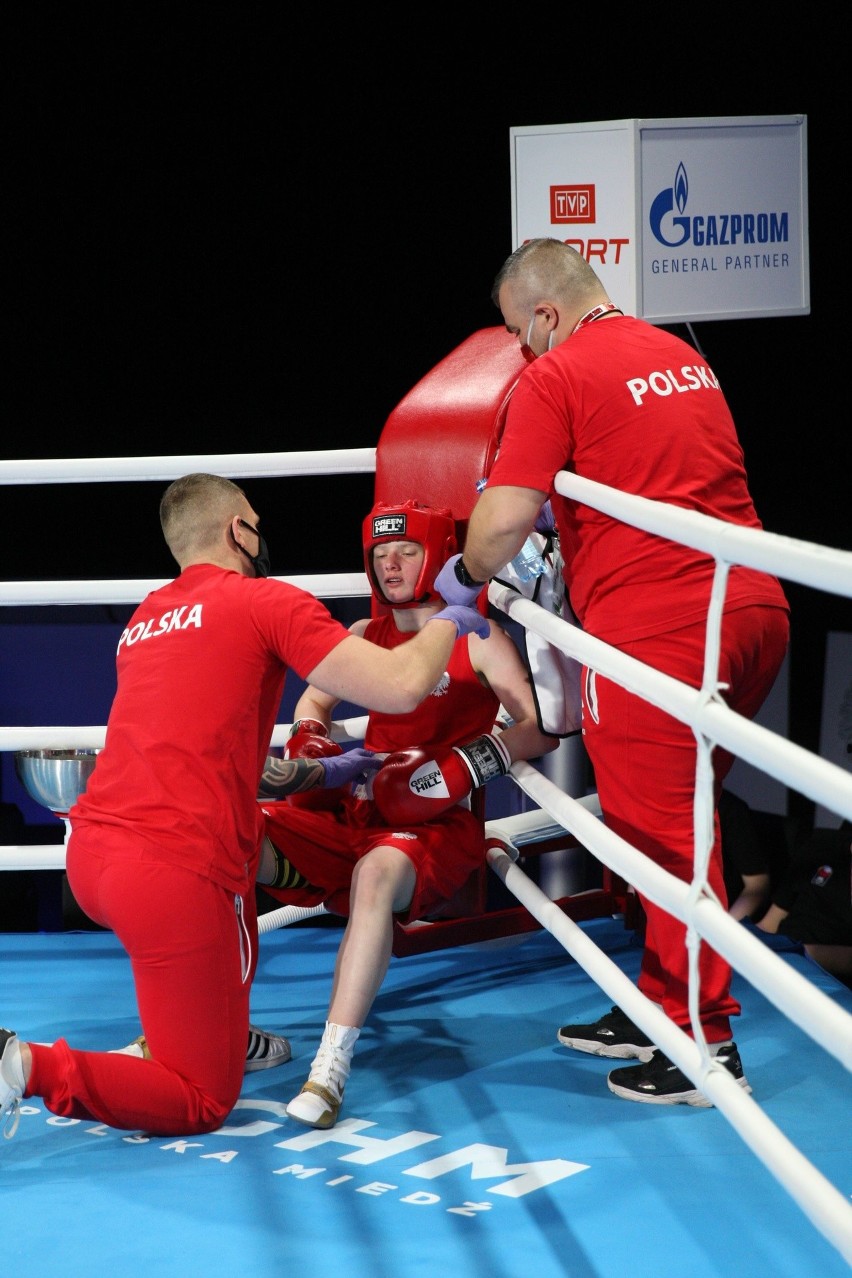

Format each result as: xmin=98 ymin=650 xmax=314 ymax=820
xmin=363 ymin=614 xmax=498 ymax=754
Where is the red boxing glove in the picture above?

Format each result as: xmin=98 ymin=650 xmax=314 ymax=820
xmin=284 ymin=720 xmax=344 ymax=811
xmin=286 ymin=718 xmax=330 ymax=749
xmin=372 ymin=733 xmax=511 ymax=826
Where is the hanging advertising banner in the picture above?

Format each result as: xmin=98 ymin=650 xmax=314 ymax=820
xmin=510 ymin=115 xmax=809 ymax=323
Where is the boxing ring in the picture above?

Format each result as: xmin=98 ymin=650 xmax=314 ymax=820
xmin=1 ymin=342 xmax=851 ymax=1270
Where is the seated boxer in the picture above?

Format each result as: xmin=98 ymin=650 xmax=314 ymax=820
xmin=258 ymin=498 xmax=559 ymax=1129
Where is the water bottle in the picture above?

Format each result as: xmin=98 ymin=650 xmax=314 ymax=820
xmin=476 ymin=478 xmax=545 ymax=582
xmin=512 ymin=536 xmax=547 ymax=582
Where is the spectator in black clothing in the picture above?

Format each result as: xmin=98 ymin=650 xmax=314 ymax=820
xmin=757 ymin=821 xmax=852 ymax=989
xmin=719 ymin=789 xmax=773 ymax=922
xmin=718 ymin=788 xmax=800 ymax=923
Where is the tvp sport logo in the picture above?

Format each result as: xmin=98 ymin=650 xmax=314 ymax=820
xmin=550 ymin=186 xmax=595 ymax=223
xmin=544 ymin=185 xmax=627 ymax=265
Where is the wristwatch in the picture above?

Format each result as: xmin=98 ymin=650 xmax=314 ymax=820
xmin=454 ymin=558 xmax=485 ymax=588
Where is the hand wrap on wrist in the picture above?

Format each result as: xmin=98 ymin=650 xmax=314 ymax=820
xmin=453 ymin=732 xmax=511 ymax=787
xmin=371 ymin=732 xmax=511 ymax=825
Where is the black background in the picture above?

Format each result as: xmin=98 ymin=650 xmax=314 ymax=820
xmin=4 ymin=17 xmax=849 ymax=794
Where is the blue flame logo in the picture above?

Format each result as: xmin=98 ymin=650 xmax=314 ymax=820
xmin=649 ymin=161 xmax=690 ymax=248
xmin=674 ymin=162 xmax=688 ymax=214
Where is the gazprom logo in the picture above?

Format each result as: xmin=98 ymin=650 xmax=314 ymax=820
xmin=373 ymin=514 xmax=407 ymax=537
xmin=648 ymin=161 xmax=789 ymax=249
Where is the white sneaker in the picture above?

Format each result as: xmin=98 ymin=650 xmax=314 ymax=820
xmin=245 ymin=1025 xmax=291 ymax=1072
xmin=1 ymin=1028 xmax=23 ymax=1140
xmin=109 ymin=1034 xmax=151 ymax=1060
xmin=286 ymin=1023 xmax=359 ymax=1129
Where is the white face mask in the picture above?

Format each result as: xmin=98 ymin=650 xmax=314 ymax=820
xmin=520 ymin=314 xmax=538 ymax=363
xmin=519 ymin=313 xmax=554 ymax=363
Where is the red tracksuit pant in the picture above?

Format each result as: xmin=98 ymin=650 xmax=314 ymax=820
xmin=25 ymin=827 xmax=256 ymax=1135
xmin=581 ymin=604 xmax=789 ymax=1042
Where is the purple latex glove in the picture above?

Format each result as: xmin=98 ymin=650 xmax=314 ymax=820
xmin=428 ymin=605 xmax=490 ymax=640
xmin=434 ymin=554 xmax=483 ymax=607
xmin=320 ymin=747 xmax=383 ymax=789
xmin=534 ymin=500 xmax=556 ymax=534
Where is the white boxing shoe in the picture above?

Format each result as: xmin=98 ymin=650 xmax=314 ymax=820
xmin=286 ymin=1023 xmax=359 ymax=1129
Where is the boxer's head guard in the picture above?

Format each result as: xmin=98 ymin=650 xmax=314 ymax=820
xmin=363 ymin=499 xmax=457 ymax=609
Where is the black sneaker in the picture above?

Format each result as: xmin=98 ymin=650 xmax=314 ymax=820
xmin=557 ymin=1006 xmax=656 ymax=1061
xmin=607 ymin=1042 xmax=752 ymax=1106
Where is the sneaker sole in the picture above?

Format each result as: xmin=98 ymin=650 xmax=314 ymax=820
xmin=286 ymin=1081 xmax=341 ymax=1129
xmin=607 ymin=1073 xmax=752 ymax=1106
xmin=244 ymin=1050 xmax=291 ymax=1072
xmin=242 ymin=1042 xmax=293 ymax=1073
xmin=245 ymin=1028 xmax=292 ymax=1072
xmin=557 ymin=1031 xmax=656 ymax=1062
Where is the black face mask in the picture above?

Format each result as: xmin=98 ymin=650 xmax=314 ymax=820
xmin=233 ymin=519 xmax=271 ymax=578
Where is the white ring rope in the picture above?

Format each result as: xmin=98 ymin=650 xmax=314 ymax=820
xmin=257 ymin=902 xmax=330 ymax=934
xmin=0 ymin=573 xmax=371 ymax=608
xmin=505 ymin=763 xmax=852 ymax=1073
xmin=0 ymin=714 xmax=370 ymax=755
xmin=485 ymin=836 xmax=852 ymax=1258
xmin=1 ymin=449 xmax=850 ymax=1264
xmin=556 ymin=470 xmax=852 ymax=597
xmin=488 ymin=584 xmax=852 ymax=825
xmin=0 ymin=448 xmax=377 ymax=485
